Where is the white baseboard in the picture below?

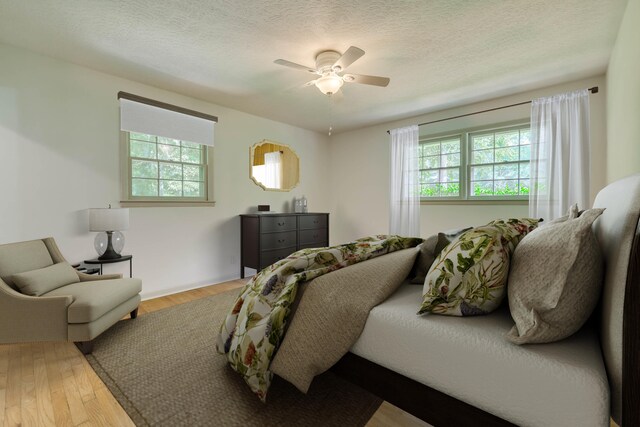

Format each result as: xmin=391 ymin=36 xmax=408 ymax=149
xmin=140 ymin=273 xmax=241 ymax=301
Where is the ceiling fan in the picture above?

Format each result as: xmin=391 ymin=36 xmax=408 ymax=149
xmin=274 ymin=46 xmax=390 ymax=96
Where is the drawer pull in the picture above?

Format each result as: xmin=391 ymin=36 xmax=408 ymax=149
xmin=278 ymin=239 xmax=285 ymax=243
xmin=313 ymin=220 xmax=319 ymax=224
xmin=313 ymin=234 xmax=318 ymax=238
xmin=277 ymin=222 xmax=285 ymax=226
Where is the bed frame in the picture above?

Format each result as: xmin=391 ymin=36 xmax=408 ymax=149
xmin=332 ymin=218 xmax=640 ymax=427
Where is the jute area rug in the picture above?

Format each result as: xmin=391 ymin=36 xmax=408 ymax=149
xmin=85 ymin=289 xmax=382 ymax=426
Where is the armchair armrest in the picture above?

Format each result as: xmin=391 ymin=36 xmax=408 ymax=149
xmin=0 ymin=281 xmax=72 ymax=343
xmin=78 ymin=272 xmax=122 ymax=281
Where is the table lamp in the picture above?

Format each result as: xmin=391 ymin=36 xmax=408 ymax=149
xmin=89 ymin=205 xmax=129 ymax=260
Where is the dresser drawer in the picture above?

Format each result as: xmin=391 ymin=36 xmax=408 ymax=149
xmin=298 ymin=214 xmax=327 ymax=230
xmin=260 ymin=216 xmax=297 ymax=233
xmin=260 ymin=247 xmax=296 ymax=268
xmin=241 ymin=213 xmax=330 ymax=278
xmin=260 ymin=231 xmax=297 ymax=251
xmin=299 ymin=228 xmax=328 ymax=247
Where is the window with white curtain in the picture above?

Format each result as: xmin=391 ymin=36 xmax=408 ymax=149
xmin=118 ymin=92 xmax=217 ymax=206
xmin=252 ymin=151 xmax=283 ymax=189
xmin=420 ymin=122 xmax=530 ymax=201
xmin=529 ymin=89 xmax=590 ymax=220
xmin=263 ymin=151 xmax=282 ymax=189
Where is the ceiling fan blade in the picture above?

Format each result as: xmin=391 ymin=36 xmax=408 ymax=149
xmin=343 ymin=73 xmax=390 ymax=87
xmin=274 ymin=59 xmax=318 ymax=74
xmin=304 ymin=79 xmax=317 ymax=87
xmin=332 ymin=46 xmax=365 ymax=72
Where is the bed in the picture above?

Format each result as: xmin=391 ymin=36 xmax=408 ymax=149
xmin=330 ymin=174 xmax=640 ymax=427
xmin=222 ymin=174 xmax=639 ymax=426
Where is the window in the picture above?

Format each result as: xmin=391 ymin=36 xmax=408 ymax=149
xmin=118 ymin=92 xmax=216 ymax=206
xmin=469 ymin=126 xmax=531 ymax=197
xmin=418 ymin=136 xmax=462 ymax=198
xmin=420 ymin=123 xmax=530 ymax=201
xmin=126 ymin=132 xmax=209 ymax=199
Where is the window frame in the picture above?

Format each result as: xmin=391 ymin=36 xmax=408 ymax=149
xmin=120 ymin=131 xmax=215 ymax=207
xmin=420 ymin=121 xmax=530 ymax=204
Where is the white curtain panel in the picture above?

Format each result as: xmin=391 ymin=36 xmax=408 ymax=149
xmin=264 ymin=151 xmax=282 ymax=189
xmin=529 ymin=89 xmax=590 ymax=221
xmin=389 ymin=125 xmax=420 ymax=236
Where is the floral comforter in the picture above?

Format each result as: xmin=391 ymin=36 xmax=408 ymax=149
xmin=216 ymin=235 xmax=423 ymax=401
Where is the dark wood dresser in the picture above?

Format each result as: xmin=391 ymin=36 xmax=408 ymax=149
xmin=240 ymin=213 xmax=329 ymax=278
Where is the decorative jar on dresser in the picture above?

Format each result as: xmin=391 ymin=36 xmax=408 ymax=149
xmin=240 ymin=213 xmax=329 ymax=278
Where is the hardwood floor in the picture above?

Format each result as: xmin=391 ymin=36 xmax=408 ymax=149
xmin=0 ymin=342 xmax=133 ymax=427
xmin=0 ymin=279 xmax=427 ymax=427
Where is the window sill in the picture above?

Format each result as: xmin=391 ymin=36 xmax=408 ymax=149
xmin=421 ymin=199 xmax=528 ymax=206
xmin=120 ymin=200 xmax=216 ymax=207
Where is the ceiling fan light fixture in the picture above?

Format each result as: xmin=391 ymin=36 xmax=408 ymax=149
xmin=315 ymin=74 xmax=343 ymax=95
xmin=274 ymin=46 xmax=390 ymax=96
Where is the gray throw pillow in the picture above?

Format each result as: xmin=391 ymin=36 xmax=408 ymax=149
xmin=12 ymin=262 xmax=80 ymax=296
xmin=409 ymin=227 xmax=471 ymax=284
xmin=506 ymin=207 xmax=604 ymax=344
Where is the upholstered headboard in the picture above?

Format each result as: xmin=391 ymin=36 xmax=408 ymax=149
xmin=592 ymin=174 xmax=640 ymax=426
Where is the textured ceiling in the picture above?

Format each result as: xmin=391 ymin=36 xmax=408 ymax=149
xmin=0 ymin=0 xmax=628 ymax=134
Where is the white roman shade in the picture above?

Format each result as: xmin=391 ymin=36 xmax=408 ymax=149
xmin=118 ymin=92 xmax=216 ymax=147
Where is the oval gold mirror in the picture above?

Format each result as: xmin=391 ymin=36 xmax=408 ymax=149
xmin=250 ymin=140 xmax=300 ymax=191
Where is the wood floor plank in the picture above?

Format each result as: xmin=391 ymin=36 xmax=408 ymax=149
xmin=93 ymin=386 xmax=135 ymax=427
xmin=186 ymin=288 xmax=208 ymax=299
xmin=20 ymin=343 xmax=38 ymax=426
xmin=0 ymin=388 xmax=4 ymax=427
xmin=2 ymin=405 xmax=20 ymax=427
xmin=32 ymin=343 xmax=56 ymax=427
xmin=366 ymin=401 xmax=431 ymax=427
xmin=44 ymin=342 xmax=74 ymax=427
xmin=4 ymin=345 xmax=22 ymax=427
xmin=139 ymin=297 xmax=172 ymax=314
xmin=0 ymin=345 xmax=9 ymax=427
xmin=0 ymin=345 xmax=8 ymax=385
xmin=83 ymin=396 xmax=113 ymax=427
xmin=66 ymin=345 xmax=95 ymax=403
xmin=80 ymin=353 xmax=107 ymax=393
xmin=54 ymin=343 xmax=89 ymax=426
xmin=165 ymin=293 xmax=190 ymax=306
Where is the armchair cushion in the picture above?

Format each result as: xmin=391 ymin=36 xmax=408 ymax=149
xmin=44 ymin=278 xmax=142 ymax=323
xmin=12 ymin=262 xmax=79 ymax=296
xmin=0 ymin=240 xmax=53 ymax=290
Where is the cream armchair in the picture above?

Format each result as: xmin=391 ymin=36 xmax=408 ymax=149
xmin=0 ymin=237 xmax=141 ymax=354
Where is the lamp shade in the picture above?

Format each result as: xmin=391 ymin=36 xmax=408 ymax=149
xmin=89 ymin=208 xmax=129 ymax=232
xmin=315 ymin=74 xmax=344 ymax=95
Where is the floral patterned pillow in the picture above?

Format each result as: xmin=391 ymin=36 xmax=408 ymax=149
xmin=418 ymin=218 xmax=540 ymax=316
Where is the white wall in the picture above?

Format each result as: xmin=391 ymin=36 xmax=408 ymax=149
xmin=329 ymin=76 xmax=607 ymax=243
xmin=0 ymin=41 xmax=613 ymax=297
xmin=0 ymin=43 xmax=330 ymax=299
xmin=606 ymin=0 xmax=640 ymax=182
